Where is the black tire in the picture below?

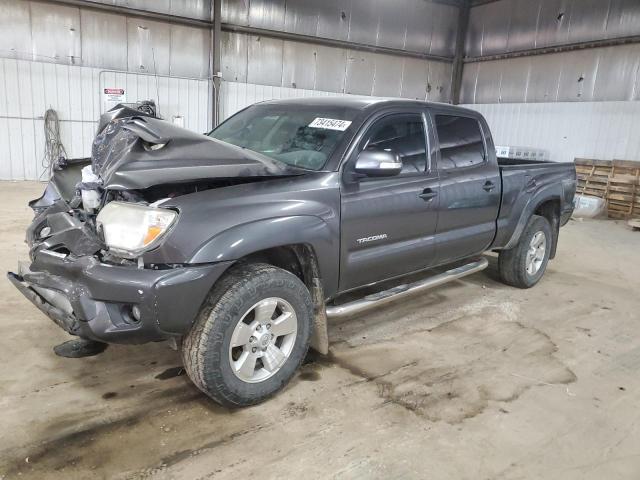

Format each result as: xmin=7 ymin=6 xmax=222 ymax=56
xmin=181 ymin=263 xmax=313 ymax=407
xmin=498 ymin=215 xmax=552 ymax=289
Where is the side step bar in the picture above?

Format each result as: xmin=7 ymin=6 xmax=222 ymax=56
xmin=325 ymin=258 xmax=488 ymax=319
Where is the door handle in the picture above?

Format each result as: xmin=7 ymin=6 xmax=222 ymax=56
xmin=419 ymin=188 xmax=438 ymax=201
xmin=483 ymin=181 xmax=496 ymax=192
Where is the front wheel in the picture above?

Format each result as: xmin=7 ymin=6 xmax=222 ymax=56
xmin=498 ymin=215 xmax=552 ymax=289
xmin=182 ymin=263 xmax=313 ymax=407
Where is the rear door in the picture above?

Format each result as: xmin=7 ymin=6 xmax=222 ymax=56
xmin=339 ymin=110 xmax=440 ymax=291
xmin=429 ymin=110 xmax=501 ymax=264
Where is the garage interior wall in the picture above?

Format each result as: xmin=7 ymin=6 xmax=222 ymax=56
xmin=461 ymin=0 xmax=640 ymax=163
xmin=2 ymin=0 xmax=640 ymax=180
xmin=0 ymin=0 xmax=461 ymax=180
xmin=0 ymin=0 xmax=212 ymax=180
xmin=219 ymin=0 xmax=458 ymax=106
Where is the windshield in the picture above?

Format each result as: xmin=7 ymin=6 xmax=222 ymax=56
xmin=208 ymin=104 xmax=359 ymax=170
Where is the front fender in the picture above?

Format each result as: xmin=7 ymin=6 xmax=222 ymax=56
xmin=189 ymin=215 xmax=339 ymax=298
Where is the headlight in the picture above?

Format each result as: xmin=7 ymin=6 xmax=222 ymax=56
xmin=96 ymin=202 xmax=177 ymax=257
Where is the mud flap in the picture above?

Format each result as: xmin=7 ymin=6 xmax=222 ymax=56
xmin=53 ymin=339 xmax=108 ymax=358
xmin=309 ymin=278 xmax=329 ymax=355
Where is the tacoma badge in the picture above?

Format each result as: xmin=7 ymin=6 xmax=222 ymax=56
xmin=356 ymin=234 xmax=388 ymax=245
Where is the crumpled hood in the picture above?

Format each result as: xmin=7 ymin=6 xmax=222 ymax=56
xmin=92 ymin=113 xmax=304 ymax=190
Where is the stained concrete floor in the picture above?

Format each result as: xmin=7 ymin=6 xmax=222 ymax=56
xmin=1 ymin=180 xmax=639 ymax=480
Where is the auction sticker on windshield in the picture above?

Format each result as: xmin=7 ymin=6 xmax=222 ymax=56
xmin=308 ymin=118 xmax=352 ymax=131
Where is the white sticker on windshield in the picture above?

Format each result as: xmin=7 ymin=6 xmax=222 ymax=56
xmin=308 ymin=117 xmax=352 ymax=131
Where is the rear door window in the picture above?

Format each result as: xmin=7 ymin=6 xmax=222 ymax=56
xmin=434 ymin=115 xmax=485 ymax=170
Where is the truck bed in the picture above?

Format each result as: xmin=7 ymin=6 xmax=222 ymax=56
xmin=492 ymin=157 xmax=577 ymax=250
xmin=497 ymin=157 xmax=574 ymax=169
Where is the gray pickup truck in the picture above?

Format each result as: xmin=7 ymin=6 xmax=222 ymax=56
xmin=8 ymin=98 xmax=576 ymax=406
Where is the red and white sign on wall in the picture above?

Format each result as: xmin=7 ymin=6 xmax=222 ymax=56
xmin=102 ymin=88 xmax=126 ymax=112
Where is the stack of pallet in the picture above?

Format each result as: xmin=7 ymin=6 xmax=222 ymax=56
xmin=575 ymin=158 xmax=640 ymax=219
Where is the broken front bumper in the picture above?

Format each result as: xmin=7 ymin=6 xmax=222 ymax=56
xmin=8 ymin=250 xmax=232 ymax=344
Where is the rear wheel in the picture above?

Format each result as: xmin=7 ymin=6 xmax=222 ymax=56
xmin=498 ymin=215 xmax=552 ymax=289
xmin=182 ymin=263 xmax=313 ymax=407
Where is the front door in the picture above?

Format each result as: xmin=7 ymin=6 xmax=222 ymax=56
xmin=339 ymin=111 xmax=440 ymax=292
xmin=429 ymin=111 xmax=501 ymax=265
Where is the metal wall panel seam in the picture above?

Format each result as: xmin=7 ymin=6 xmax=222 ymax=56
xmin=473 ymin=61 xmax=479 ymax=103
xmin=480 ymin=19 xmax=485 ymax=57
xmin=602 ymin=0 xmax=614 ymax=39
xmin=632 ymin=58 xmax=640 ymax=100
xmin=23 ymin=59 xmax=38 ymax=178
xmin=590 ymin=54 xmax=601 ymax=100
xmin=340 ymin=44 xmax=348 ymax=94
xmin=533 ymin=0 xmax=542 ymax=49
xmin=553 ymin=56 xmax=561 ymax=102
xmin=12 ymin=59 xmax=25 ymax=179
xmin=168 ymin=22 xmax=173 ymax=76
xmin=0 ymin=59 xmax=13 ymax=179
xmin=497 ymin=61 xmax=503 ymax=103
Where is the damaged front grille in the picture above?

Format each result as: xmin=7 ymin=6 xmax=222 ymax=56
xmin=27 ymin=201 xmax=104 ymax=259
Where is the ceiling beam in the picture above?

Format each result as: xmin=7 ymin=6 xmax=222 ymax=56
xmin=469 ymin=0 xmax=501 ymax=6
xmin=223 ymin=24 xmax=454 ymax=63
xmin=433 ymin=0 xmax=466 ymax=6
xmin=464 ymin=34 xmax=640 ymax=63
xmin=39 ymin=0 xmax=213 ymax=28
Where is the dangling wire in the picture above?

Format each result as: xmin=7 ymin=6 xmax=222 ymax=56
xmin=41 ymin=108 xmax=68 ymax=179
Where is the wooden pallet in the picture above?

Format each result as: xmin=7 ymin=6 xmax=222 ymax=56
xmin=575 ymin=158 xmax=640 ymax=219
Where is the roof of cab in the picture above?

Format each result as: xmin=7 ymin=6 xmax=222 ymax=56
xmin=257 ymin=96 xmax=479 ymax=115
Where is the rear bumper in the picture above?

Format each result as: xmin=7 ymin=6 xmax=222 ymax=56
xmin=8 ymin=250 xmax=232 ymax=344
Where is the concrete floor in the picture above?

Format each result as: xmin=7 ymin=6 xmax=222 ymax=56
xmin=1 ymin=181 xmax=639 ymax=480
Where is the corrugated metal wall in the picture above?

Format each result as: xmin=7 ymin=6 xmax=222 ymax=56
xmin=83 ymin=0 xmax=212 ymax=20
xmin=220 ymin=0 xmax=458 ymax=101
xmin=461 ymin=43 xmax=640 ymax=104
xmin=220 ymin=80 xmax=353 ymax=120
xmin=462 ymin=0 xmax=640 ymax=163
xmin=0 ymin=58 xmax=209 ymax=180
xmin=221 ymin=32 xmax=453 ymax=101
xmin=0 ymin=0 xmax=462 ymax=180
xmin=0 ymin=0 xmax=212 ymax=180
xmin=222 ymin=0 xmax=459 ymax=57
xmin=466 ymin=101 xmax=640 ymax=163
xmin=466 ymin=0 xmax=640 ymax=58
xmin=462 ymin=0 xmax=640 ymax=104
xmin=0 ymin=0 xmax=211 ymax=77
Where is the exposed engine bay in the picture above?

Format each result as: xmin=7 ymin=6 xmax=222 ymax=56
xmin=28 ymin=104 xmax=304 ymax=264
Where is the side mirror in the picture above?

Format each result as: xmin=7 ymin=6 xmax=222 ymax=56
xmin=354 ymin=149 xmax=403 ymax=177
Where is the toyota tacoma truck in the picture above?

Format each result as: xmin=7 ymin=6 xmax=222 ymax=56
xmin=8 ymin=98 xmax=576 ymax=407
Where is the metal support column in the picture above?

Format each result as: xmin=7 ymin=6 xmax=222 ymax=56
xmin=211 ymin=0 xmax=222 ymax=128
xmin=451 ymin=0 xmax=470 ymax=105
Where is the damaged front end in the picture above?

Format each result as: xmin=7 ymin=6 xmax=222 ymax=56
xmin=27 ymin=181 xmax=103 ymax=259
xmin=9 ymin=104 xmax=301 ymax=345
